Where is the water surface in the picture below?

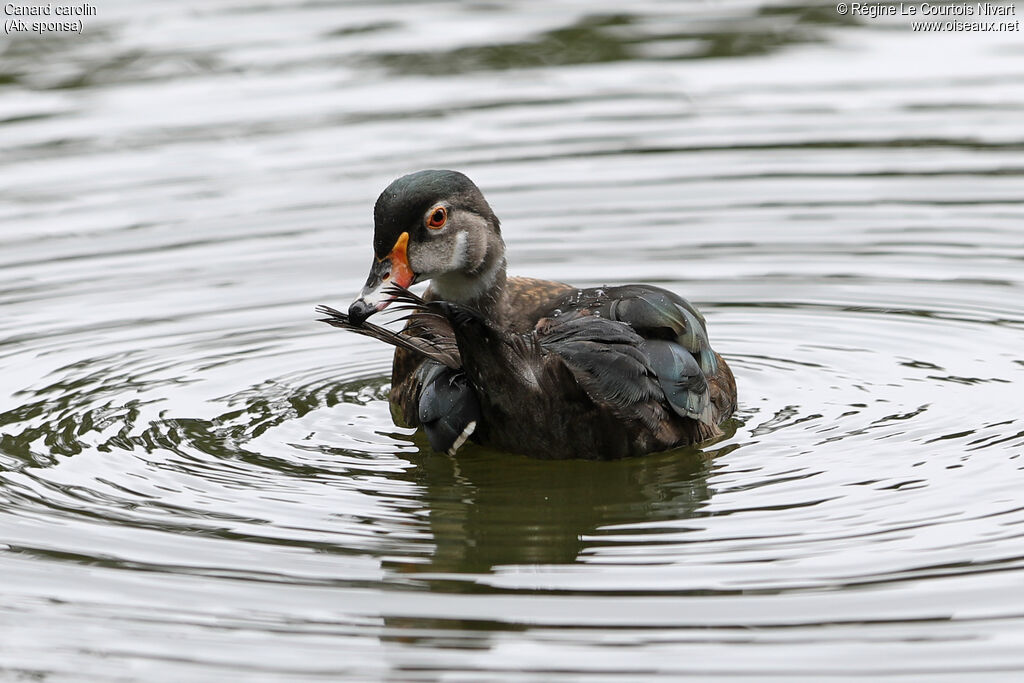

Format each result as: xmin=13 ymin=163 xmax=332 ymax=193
xmin=2 ymin=1 xmax=1024 ymax=680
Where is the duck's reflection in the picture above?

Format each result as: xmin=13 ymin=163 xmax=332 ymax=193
xmin=385 ymin=433 xmax=737 ymax=578
xmin=376 ymin=434 xmax=736 ymax=652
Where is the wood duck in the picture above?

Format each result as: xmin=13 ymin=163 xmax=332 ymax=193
xmin=318 ymin=170 xmax=736 ymax=460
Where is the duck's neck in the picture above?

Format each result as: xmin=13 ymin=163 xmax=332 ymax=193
xmin=429 ymin=235 xmax=509 ymax=324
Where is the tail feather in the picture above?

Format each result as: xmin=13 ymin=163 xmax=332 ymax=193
xmin=384 ymin=285 xmax=431 ymax=310
xmin=316 ymin=304 xmax=460 ymax=369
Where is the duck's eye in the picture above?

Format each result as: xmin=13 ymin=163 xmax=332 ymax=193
xmin=426 ymin=206 xmax=447 ymax=230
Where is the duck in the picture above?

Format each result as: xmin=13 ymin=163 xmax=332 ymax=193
xmin=318 ymin=170 xmax=736 ymax=460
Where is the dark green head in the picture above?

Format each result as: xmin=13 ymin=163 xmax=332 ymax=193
xmin=372 ymin=170 xmax=499 ymax=259
xmin=349 ymin=170 xmax=506 ymax=324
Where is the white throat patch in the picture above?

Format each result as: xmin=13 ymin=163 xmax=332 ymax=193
xmin=432 ymin=253 xmax=502 ymax=304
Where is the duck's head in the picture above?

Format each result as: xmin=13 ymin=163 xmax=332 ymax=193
xmin=348 ymin=170 xmax=505 ymax=325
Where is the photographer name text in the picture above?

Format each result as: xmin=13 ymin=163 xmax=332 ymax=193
xmin=836 ymin=2 xmax=1019 ymax=30
xmin=844 ymin=2 xmax=1014 ymax=16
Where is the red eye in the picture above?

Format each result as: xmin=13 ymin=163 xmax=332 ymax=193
xmin=427 ymin=206 xmax=447 ymax=229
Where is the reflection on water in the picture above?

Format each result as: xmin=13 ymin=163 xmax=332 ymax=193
xmin=364 ymin=5 xmax=849 ymax=75
xmin=2 ymin=0 xmax=1024 ymax=680
xmin=394 ymin=445 xmax=722 ymax=577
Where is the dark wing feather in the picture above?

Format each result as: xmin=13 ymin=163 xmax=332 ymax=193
xmin=550 ymin=285 xmax=718 ymax=375
xmin=642 ymin=339 xmax=712 ymax=424
xmin=603 ymin=286 xmax=717 ymax=375
xmin=538 ymin=313 xmax=667 ymax=433
xmin=416 ymin=362 xmax=481 ymax=455
xmin=539 ymin=285 xmax=720 ymax=429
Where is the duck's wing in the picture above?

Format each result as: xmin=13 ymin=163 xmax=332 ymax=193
xmin=414 ymin=362 xmax=481 ymax=456
xmin=535 ymin=313 xmax=672 ymax=436
xmin=551 ymin=285 xmax=718 ymax=374
xmin=539 ymin=284 xmax=725 ymax=429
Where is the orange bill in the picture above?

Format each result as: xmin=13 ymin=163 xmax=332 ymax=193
xmin=348 ymin=232 xmax=416 ymax=325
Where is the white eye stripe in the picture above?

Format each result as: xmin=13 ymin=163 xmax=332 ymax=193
xmin=450 ymin=231 xmax=469 ymax=269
